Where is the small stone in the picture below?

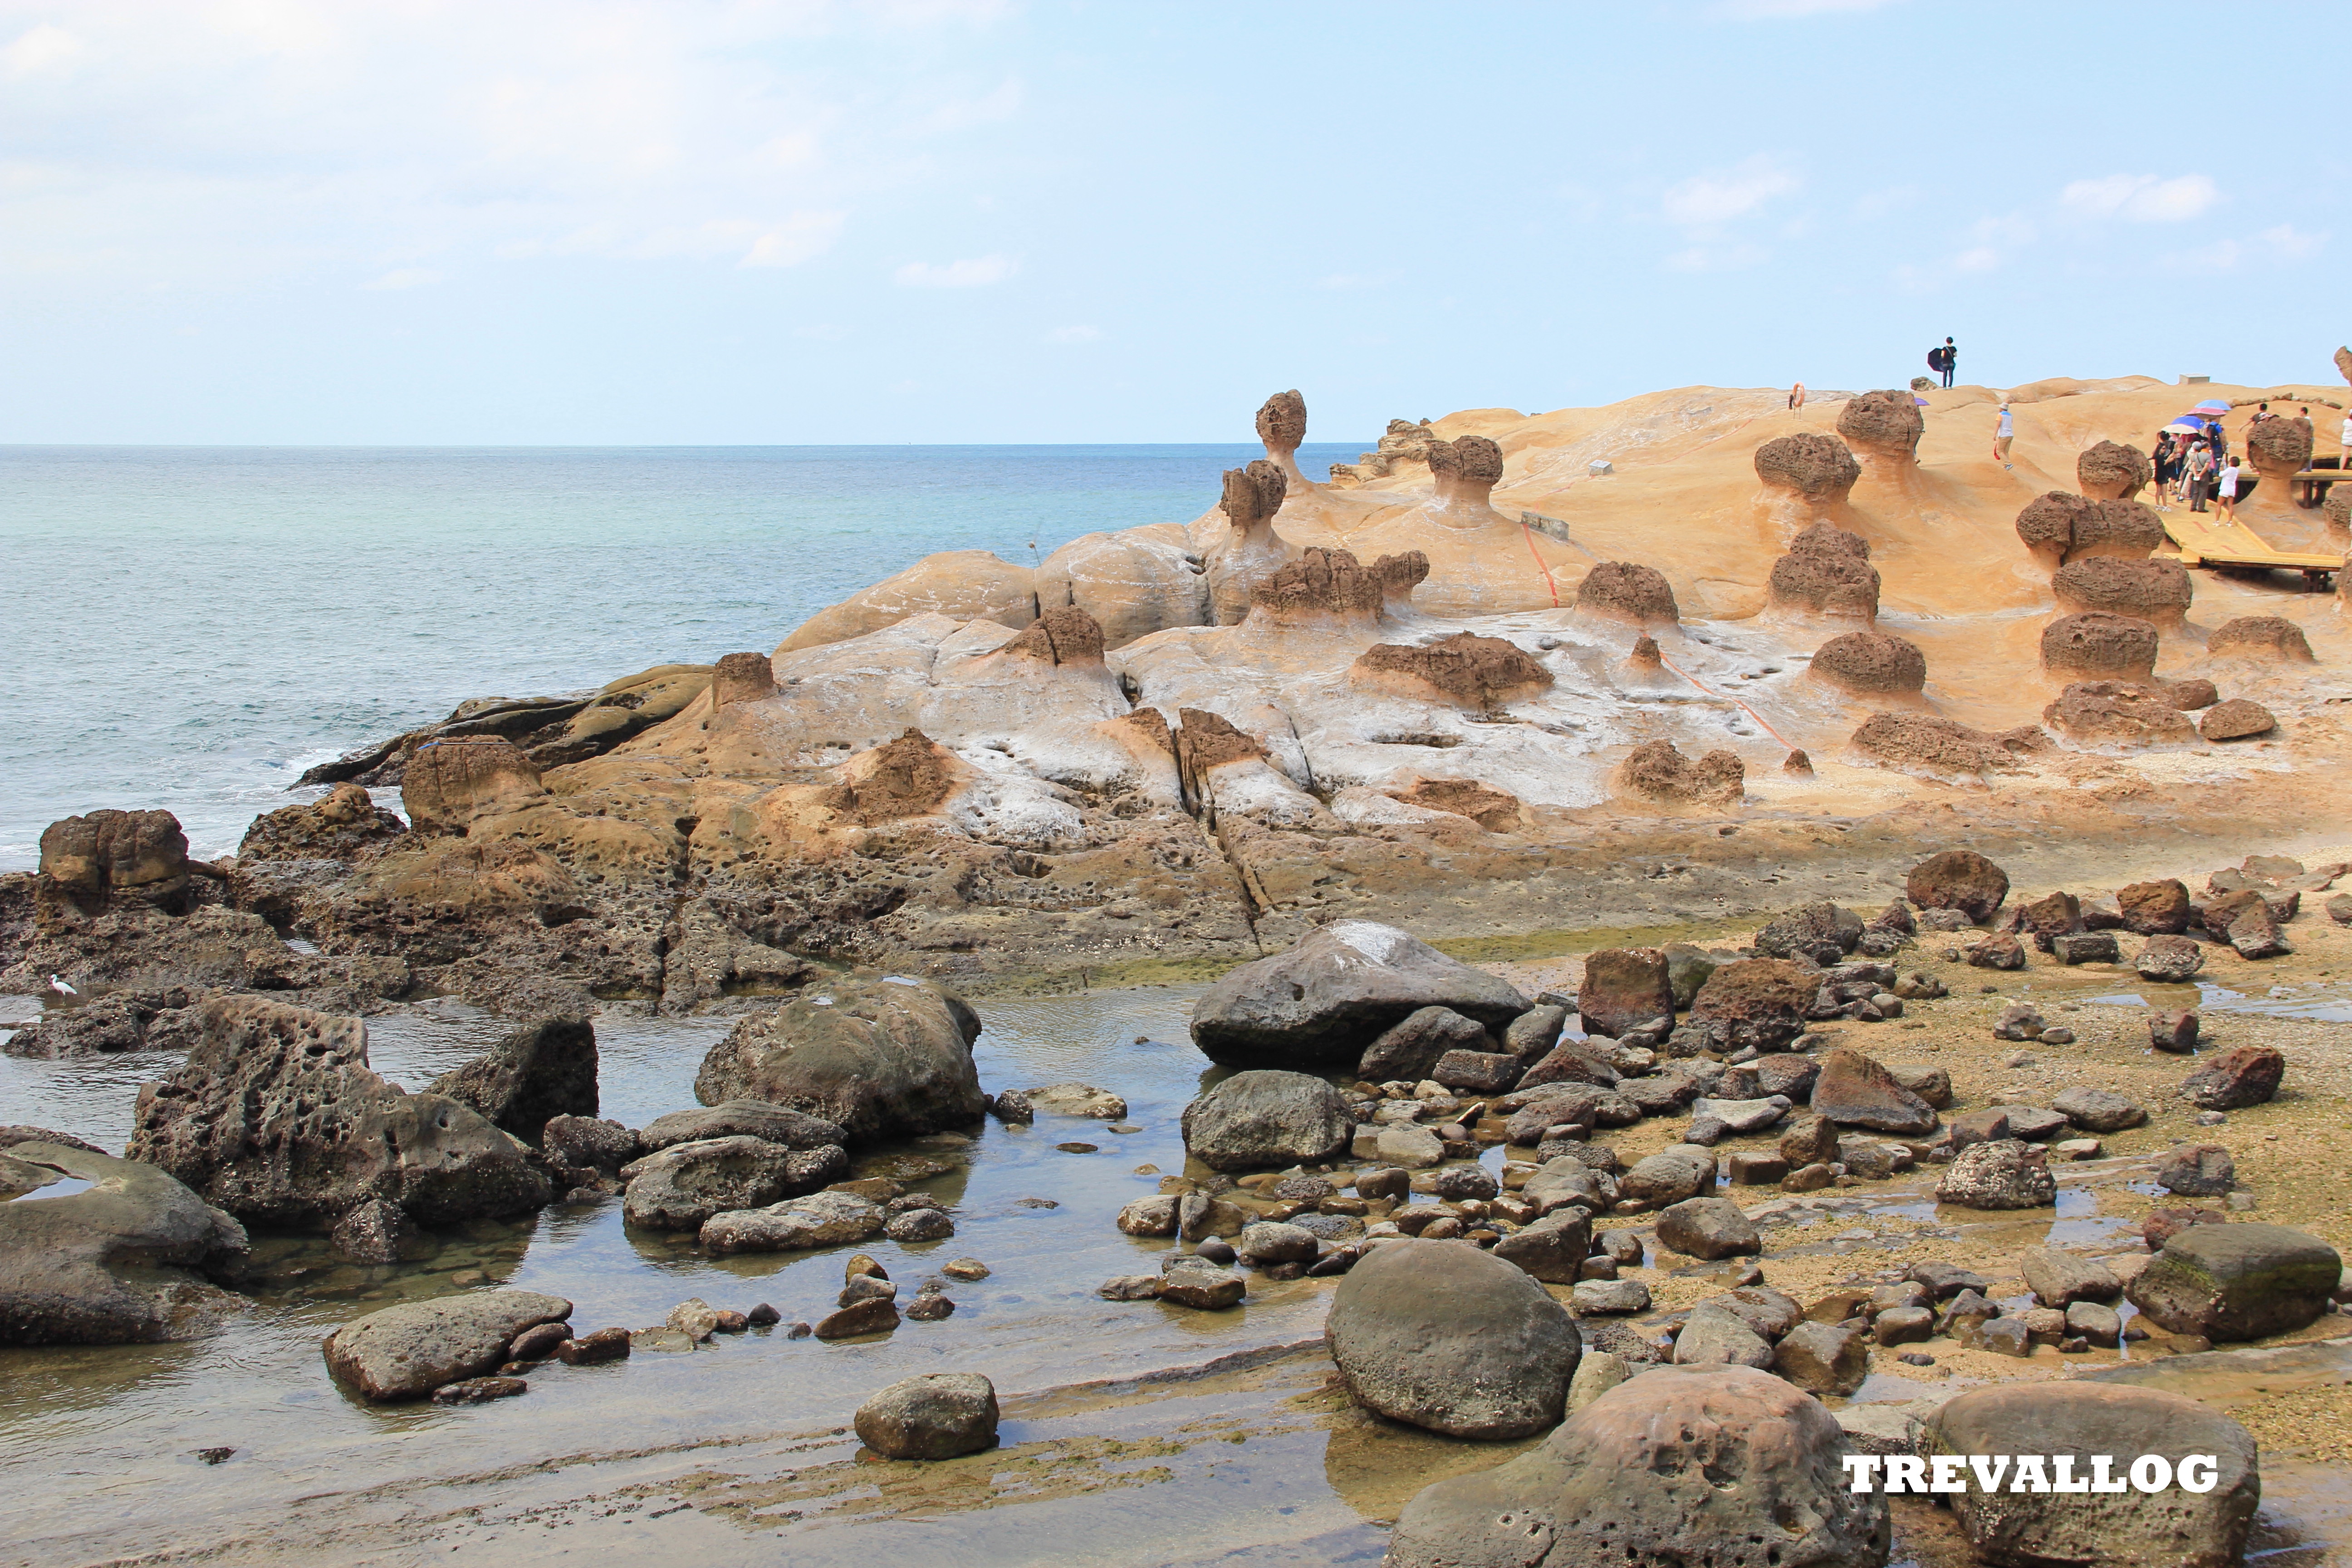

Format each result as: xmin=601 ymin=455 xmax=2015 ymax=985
xmin=940 ymin=1258 xmax=991 ymax=1280
xmin=431 ymin=1376 xmax=528 ymax=1404
xmin=2156 ymin=1143 xmax=2235 ymax=1196
xmin=813 ymin=1299 xmax=901 ymax=1339
xmin=785 ymin=1321 xmax=812 ymax=1338
xmin=904 ymin=1294 xmax=955 ymax=1321
xmin=838 ymin=1276 xmax=898 ymax=1308
xmin=746 ymin=1303 xmax=781 ymax=1326
xmin=2149 ymin=1010 xmax=2200 ymax=1052
xmin=555 ymin=1327 xmax=631 ymax=1365
xmin=1874 ymin=1306 xmax=1933 ymax=1345
xmin=1896 ymin=1352 xmax=1935 ymax=1367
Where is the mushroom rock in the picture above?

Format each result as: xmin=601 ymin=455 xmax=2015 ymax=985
xmin=1242 ymin=546 xmax=1383 ymax=632
xmin=2051 ymin=557 xmax=2193 ymax=629
xmin=400 ymin=738 xmax=547 ymax=833
xmin=2245 ymin=414 xmax=2313 ymax=479
xmin=1767 ymin=523 xmax=1880 ymax=621
xmin=2208 ymin=615 xmax=2315 ymax=662
xmin=2075 ymin=441 xmax=2153 ymax=501
xmin=1205 ymin=460 xmax=1296 ymax=627
xmin=1810 ymin=631 xmax=1926 ymax=696
xmin=776 ymin=549 xmax=1038 ymax=654
xmin=1628 ymin=635 xmax=1663 ymax=667
xmin=1371 ymin=550 xmax=1430 ymax=615
xmin=2337 ymin=346 xmax=2352 ymax=386
xmin=1617 ymin=740 xmax=1744 ymax=805
xmin=1835 ymin=389 xmax=1924 ymax=468
xmin=1575 ymin=561 xmax=1680 ymax=628
xmin=821 ymin=730 xmax=968 ymax=827
xmin=2014 ymin=491 xmax=2093 ymax=570
xmin=1426 ymin=435 xmax=1506 ymax=522
xmin=710 ymin=652 xmax=778 ymax=709
xmin=37 ymin=808 xmax=193 ymax=915
xmin=2041 ymin=612 xmax=2160 ymax=679
xmin=2042 ymin=681 xmax=2198 ymax=747
xmin=1350 ymin=631 xmax=1553 ymax=710
xmin=2066 ymin=499 xmax=2165 ymax=564
xmin=1387 ymin=778 xmax=1526 ymax=833
xmin=1255 ymin=389 xmax=1310 ymax=486
xmin=996 ymin=605 xmax=1107 ymax=667
xmin=1753 ymin=432 xmax=1861 ymax=508
xmin=1783 ymin=749 xmax=1814 ymax=775
xmin=1850 ymin=712 xmax=2036 ymax=780
xmin=1034 ymin=525 xmax=1211 ymax=648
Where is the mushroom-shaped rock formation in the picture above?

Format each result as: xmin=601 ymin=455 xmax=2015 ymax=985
xmin=1205 ymin=459 xmax=1295 ymax=627
xmin=2324 ymin=487 xmax=2350 ymax=533
xmin=1810 ymin=630 xmax=1926 ymax=696
xmin=1835 ymin=389 xmax=1924 ymax=467
xmin=1254 ymin=389 xmax=1309 ymax=486
xmin=2051 ymin=556 xmax=2193 ymax=629
xmin=1617 ymin=740 xmax=1743 ymax=805
xmin=1575 ymin=561 xmax=1679 ymax=628
xmin=1753 ymin=432 xmax=1861 ymax=507
xmin=1351 ymin=631 xmax=1553 ymax=710
xmin=1426 ymin=435 xmax=1505 ymax=522
xmin=2246 ymin=412 xmax=2314 ymax=479
xmin=37 ymin=808 xmax=192 ymax=914
xmin=2014 ymin=491 xmax=2092 ymax=569
xmin=997 ymin=605 xmax=1107 ymax=666
xmin=1243 ymin=546 xmax=1383 ymax=632
xmin=1371 ymin=550 xmax=1429 ymax=614
xmin=1851 ymin=713 xmax=2036 ymax=780
xmin=1767 ymin=521 xmax=1880 ymax=620
xmin=822 ymin=730 xmax=965 ymax=826
xmin=777 ymin=549 xmax=1038 ymax=654
xmin=2076 ymin=441 xmax=2153 ymax=501
xmin=2041 ymin=612 xmax=2160 ymax=679
xmin=401 ymin=738 xmax=547 ymax=833
xmin=1034 ymin=526 xmax=1211 ymax=648
xmin=2067 ymin=498 xmax=2165 ymax=563
xmin=1387 ymin=777 xmax=1525 ymax=832
xmin=2208 ymin=615 xmax=2315 ymax=662
xmin=2043 ymin=681 xmax=2198 ymax=747
xmin=710 ymin=652 xmax=778 ymax=709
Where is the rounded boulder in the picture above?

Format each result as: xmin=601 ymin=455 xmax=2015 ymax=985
xmin=853 ymin=1372 xmax=999 ymax=1460
xmin=1180 ymin=1070 xmax=1352 ymax=1172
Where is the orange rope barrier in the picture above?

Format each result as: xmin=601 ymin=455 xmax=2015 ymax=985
xmin=1518 ymin=517 xmax=1561 ymax=607
xmin=1654 ymin=650 xmax=1799 ymax=752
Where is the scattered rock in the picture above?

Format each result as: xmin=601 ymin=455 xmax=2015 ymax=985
xmin=2137 ymin=940 xmax=2205 ymax=985
xmin=2018 ymin=1247 xmax=2122 ymax=1307
xmin=1191 ymin=921 xmax=1527 ymax=1071
xmin=2201 ymin=699 xmax=2278 ymax=742
xmin=1328 ymin=1240 xmax=1583 ymax=1439
xmin=2041 ymin=612 xmax=2160 ymax=679
xmin=1578 ymin=948 xmax=1675 ymax=1040
xmin=691 ymin=975 xmax=984 ymax=1144
xmin=1809 ymin=1048 xmax=1937 ymax=1134
xmin=1906 ymin=849 xmax=2009 ymax=922
xmin=1936 ymin=1138 xmax=2054 ymax=1209
xmin=1686 ymin=959 xmax=1818 ymax=1053
xmin=323 ymin=1290 xmax=572 ymax=1402
xmin=1655 ymin=1197 xmax=1761 ymax=1261
xmin=1181 ymin=1070 xmax=1352 ymax=1172
xmin=620 ymin=1136 xmax=846 ymax=1231
xmin=2209 ymin=615 xmax=2315 ymax=662
xmin=2155 ymin=1143 xmax=2235 ymax=1197
xmin=0 ymin=1142 xmax=250 ymax=1346
xmin=812 ymin=1298 xmax=901 ymax=1339
xmin=853 ymin=1372 xmax=998 ymax=1460
xmin=424 ymin=1017 xmax=598 ymax=1147
xmin=1616 ymin=740 xmax=1744 ymax=804
xmin=2180 ymin=1046 xmax=2283 ymax=1110
xmin=2052 ymin=1086 xmax=2146 ymax=1132
xmin=1773 ymin=1319 xmax=1870 ymax=1396
xmin=700 ymin=1189 xmax=887 ymax=1255
xmin=1359 ymin=1007 xmax=1493 ymax=1083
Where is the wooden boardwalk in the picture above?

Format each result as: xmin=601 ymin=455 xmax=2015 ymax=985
xmin=2161 ymin=513 xmax=2343 ymax=589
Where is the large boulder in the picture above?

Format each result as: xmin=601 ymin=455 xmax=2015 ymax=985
xmin=2126 ymin=1222 xmax=2340 ymax=1341
xmin=619 ymin=1136 xmax=846 ymax=1230
xmin=2052 ymin=557 xmax=2193 ymax=629
xmin=323 ymin=1289 xmax=573 ymax=1401
xmin=1811 ymin=1048 xmax=1937 ymax=1135
xmin=700 ymin=1188 xmax=887 ymax=1255
xmin=1190 ymin=921 xmax=1527 ymax=1071
xmin=1927 ymin=1383 xmax=2257 ymax=1568
xmin=1769 ymin=524 xmax=1880 ymax=620
xmin=854 ymin=1372 xmax=999 ymax=1460
xmin=1358 ymin=1006 xmax=1492 ymax=1083
xmin=1810 ymin=630 xmax=1926 ymax=695
xmin=1327 ymin=1240 xmax=1582 ymax=1439
xmin=1388 ymin=1365 xmax=1890 ymax=1568
xmin=0 ymin=1142 xmax=249 ymax=1345
xmin=1687 ymin=959 xmax=1818 ymax=1053
xmin=425 ymin=1016 xmax=598 ymax=1146
xmin=1181 ymin=1070 xmax=1351 ymax=1172
xmin=38 ymin=808 xmax=192 ymax=913
xmin=2246 ymin=413 xmax=2313 ymax=477
xmin=1905 ymin=849 xmax=2009 ymax=922
xmin=692 ymin=974 xmax=984 ymax=1143
xmin=2042 ymin=611 xmax=2160 ymax=678
xmin=1578 ymin=947 xmax=1673 ymax=1039
xmin=126 ymin=997 xmax=551 ymax=1230
xmin=2179 ymin=1045 xmax=2283 ymax=1110
xmin=2015 ymin=491 xmax=2094 ymax=568
xmin=1575 ymin=561 xmax=1680 ymax=627
xmin=637 ymin=1101 xmax=847 ymax=1152
xmin=1655 ymin=1196 xmax=1761 ymax=1260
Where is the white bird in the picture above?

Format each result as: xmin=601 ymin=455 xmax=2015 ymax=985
xmin=47 ymin=975 xmax=78 ymax=997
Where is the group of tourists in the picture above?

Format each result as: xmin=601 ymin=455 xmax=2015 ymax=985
xmin=2151 ymin=418 xmax=2239 ymax=519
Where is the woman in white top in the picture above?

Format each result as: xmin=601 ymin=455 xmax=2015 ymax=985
xmin=1991 ymin=403 xmax=2014 ymax=468
xmin=2215 ymin=456 xmax=2241 ymax=521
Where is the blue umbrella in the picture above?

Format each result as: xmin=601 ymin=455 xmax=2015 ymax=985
xmin=2192 ymin=399 xmax=2230 ymax=414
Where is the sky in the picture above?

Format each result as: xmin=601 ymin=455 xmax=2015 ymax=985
xmin=2 ymin=0 xmax=2346 ymax=445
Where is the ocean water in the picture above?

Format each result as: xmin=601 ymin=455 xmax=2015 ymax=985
xmin=0 ymin=443 xmax=1362 ymax=868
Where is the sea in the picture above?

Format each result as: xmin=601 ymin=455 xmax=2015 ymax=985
xmin=0 ymin=442 xmax=1364 ymax=869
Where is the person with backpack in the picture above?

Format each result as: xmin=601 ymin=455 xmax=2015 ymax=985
xmin=1938 ymin=337 xmax=1957 ymax=388
xmin=2184 ymin=441 xmax=2215 ymax=512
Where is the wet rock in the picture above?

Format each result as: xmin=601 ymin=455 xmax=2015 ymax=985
xmin=2019 ymin=1247 xmax=2122 ymax=1307
xmin=425 ymin=1017 xmax=598 ymax=1147
xmin=1117 ymin=1196 xmax=1178 ymax=1237
xmin=1619 ymin=1146 xmax=1718 ymax=1207
xmin=813 ymin=1298 xmax=901 ymax=1339
xmin=0 ymin=1142 xmax=250 ymax=1346
xmin=1023 ymin=1082 xmax=1127 ymax=1118
xmin=2180 ymin=1045 xmax=2283 ymax=1110
xmin=127 ymin=997 xmax=551 ymax=1231
xmin=1936 ymin=1138 xmax=2054 ymax=1209
xmin=854 ymin=1373 xmax=998 ymax=1460
xmin=1578 ymin=948 xmax=1675 ymax=1040
xmin=1656 ymin=1197 xmax=1761 ymax=1261
xmin=2041 ymin=611 xmax=2161 ymax=680
xmin=2052 ymin=1086 xmax=2146 ymax=1132
xmin=884 ymin=1207 xmax=955 ymax=1243
xmin=1391 ymin=1364 xmax=1888 ymax=1568
xmin=2076 ymin=440 xmax=2154 ymax=500
xmin=2156 ymin=1143 xmax=2235 ymax=1197
xmin=431 ymin=1376 xmax=527 ymax=1404
xmin=1097 ymin=1274 xmax=1162 ymax=1301
xmin=1156 ymin=1268 xmax=1245 ymax=1310
xmin=1493 ymin=1209 xmax=1593 ymax=1284
xmin=2200 ymin=698 xmax=2277 ymax=742
xmin=330 ymin=1197 xmax=421 ymax=1265
xmin=1191 ymin=921 xmax=1527 ymax=1072
xmin=323 ymin=1289 xmax=571 ymax=1402
xmin=1809 ymin=630 xmax=1926 ymax=694
xmin=1571 ymin=1279 xmax=1651 ymax=1315
xmin=1359 ymin=1007 xmax=1491 ymax=1083
xmin=1328 ymin=1239 xmax=1582 ymax=1440
xmin=1686 ymin=959 xmax=1817 ymax=1054
xmin=543 ymin=1115 xmax=640 ymax=1175
xmin=1906 ymin=849 xmax=2009 ymax=922
xmin=1575 ymin=560 xmax=1680 ymax=627
xmin=509 ymin=1320 xmax=570 ymax=1360
xmin=1178 ymin=1191 xmax=1250 ymax=1240
xmin=1809 ymin=1047 xmax=1937 ymax=1134
xmin=2137 ymin=939 xmax=2205 ymax=986
xmin=692 ymin=974 xmax=984 ymax=1145
xmin=988 ymin=1089 xmax=1034 ymax=1125
xmin=2 ymin=993 xmax=205 ymax=1059
xmin=1773 ymin=1319 xmax=1869 ymax=1396
xmin=1181 ymin=1070 xmax=1352 ymax=1172
xmin=1235 ymin=1221 xmax=1319 ymax=1266
xmin=638 ymin=1101 xmax=848 ymax=1153
xmin=1615 ymin=739 xmax=1743 ymax=804
xmin=1376 ymin=1124 xmax=1444 ymax=1168
xmin=699 ymin=1188 xmax=887 ymax=1255
xmin=555 ymin=1326 xmax=630 ymax=1365
xmin=1929 ymin=1383 xmax=2256 ymax=1568
xmin=620 ymin=1137 xmax=846 ymax=1231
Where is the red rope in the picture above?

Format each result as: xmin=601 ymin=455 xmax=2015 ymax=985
xmin=1654 ymin=649 xmax=1799 ymax=752
xmin=1519 ymin=517 xmax=1561 ymax=607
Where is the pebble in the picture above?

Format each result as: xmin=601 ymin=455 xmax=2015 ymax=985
xmin=941 ymin=1259 xmax=992 ymax=1280
xmin=1056 ymin=1142 xmax=1099 ymax=1154
xmin=1014 ymin=1197 xmax=1060 ymax=1209
xmin=1897 ymin=1352 xmax=1936 ymax=1367
xmin=747 ymin=1303 xmax=781 ymax=1326
xmin=785 ymin=1322 xmax=813 ymax=1338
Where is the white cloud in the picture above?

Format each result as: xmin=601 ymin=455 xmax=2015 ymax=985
xmin=2060 ymin=173 xmax=2218 ymax=223
xmin=362 ymin=267 xmax=446 ymax=290
xmin=1662 ymin=156 xmax=1798 ymax=226
xmin=1046 ymin=324 xmax=1099 ymax=343
xmin=3 ymin=23 xmax=82 ymax=76
xmin=894 ymin=253 xmax=1015 ymax=287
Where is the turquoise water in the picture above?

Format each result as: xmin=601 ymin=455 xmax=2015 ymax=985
xmin=0 ymin=443 xmax=1361 ymax=867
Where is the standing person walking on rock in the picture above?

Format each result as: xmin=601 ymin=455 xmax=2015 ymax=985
xmin=2215 ymin=451 xmax=2242 ymax=521
xmin=1939 ymin=337 xmax=1957 ymax=389
xmin=2184 ymin=440 xmax=2215 ymax=512
xmin=1992 ymin=401 xmax=2015 ymax=469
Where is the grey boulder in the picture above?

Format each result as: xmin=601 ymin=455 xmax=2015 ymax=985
xmin=1655 ymin=1196 xmax=1762 ymax=1260
xmin=1359 ymin=1006 xmax=1491 ymax=1083
xmin=1936 ymin=1138 xmax=2055 ymax=1209
xmin=637 ymin=1100 xmax=848 ymax=1152
xmin=1180 ymin=1070 xmax=1352 ymax=1172
xmin=692 ymin=974 xmax=985 ymax=1144
xmin=619 ymin=1136 xmax=847 ymax=1230
xmin=1618 ymin=1145 xmax=1719 ymax=1206
xmin=323 ymin=1289 xmax=573 ymax=1401
xmin=700 ymin=1189 xmax=887 ymax=1255
xmin=2126 ymin=1222 xmax=2340 ymax=1341
xmin=0 ymin=1142 xmax=249 ymax=1345
xmin=1191 ymin=920 xmax=1528 ymax=1071
xmin=853 ymin=1372 xmax=999 ymax=1460
xmin=424 ymin=1016 xmax=598 ymax=1146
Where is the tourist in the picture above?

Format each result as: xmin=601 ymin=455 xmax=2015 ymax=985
xmin=2149 ymin=432 xmax=2176 ymax=508
xmin=1992 ymin=402 xmax=2014 ymax=468
xmin=1788 ymin=382 xmax=1806 ymax=411
xmin=2340 ymin=407 xmax=2352 ymax=455
xmin=2185 ymin=441 xmax=2214 ymax=512
xmin=2215 ymin=452 xmax=2241 ymax=521
xmin=1939 ymin=338 xmax=1957 ymax=389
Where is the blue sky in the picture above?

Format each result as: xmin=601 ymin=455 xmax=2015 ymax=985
xmin=2 ymin=0 xmax=2344 ymax=444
